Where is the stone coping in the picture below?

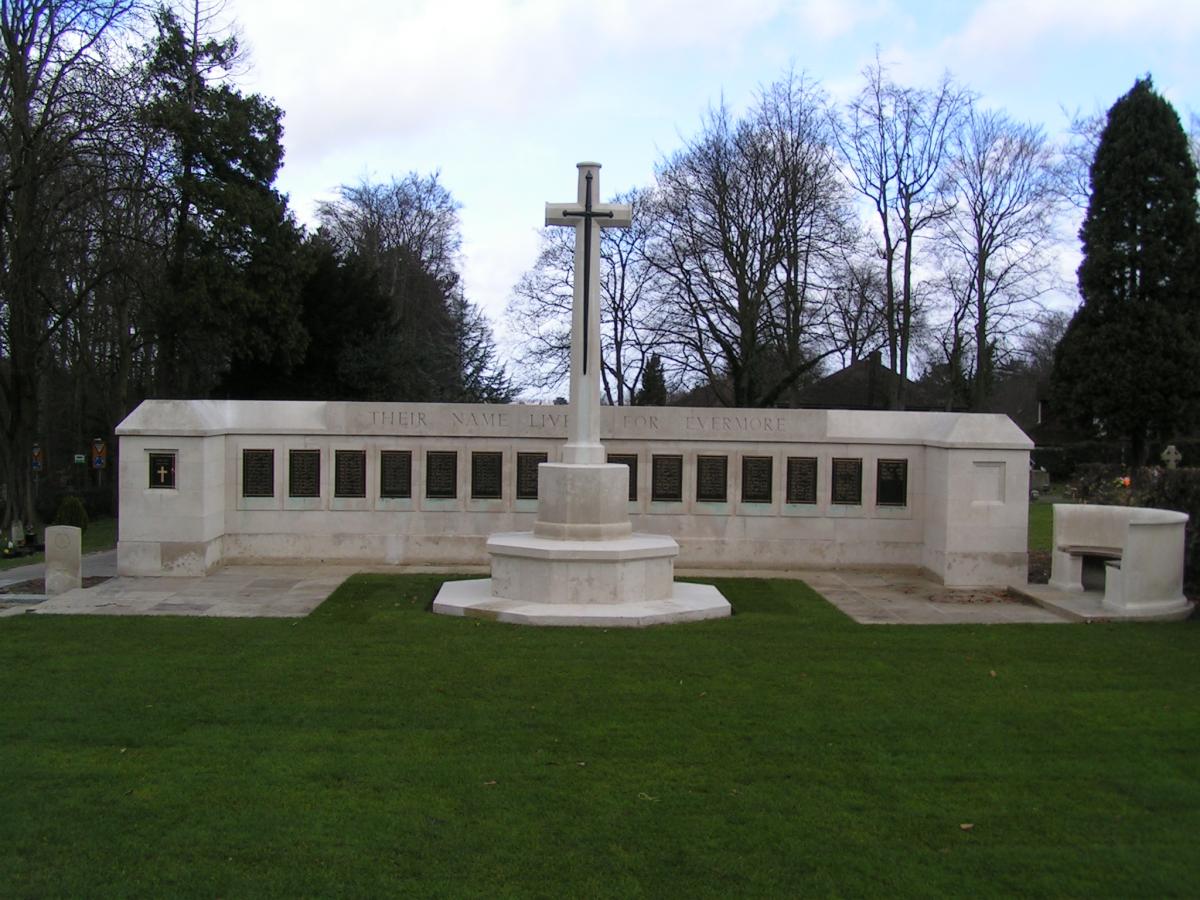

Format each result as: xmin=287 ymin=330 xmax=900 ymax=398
xmin=116 ymin=400 xmax=1032 ymax=450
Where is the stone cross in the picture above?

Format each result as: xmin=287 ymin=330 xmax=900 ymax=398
xmin=1161 ymin=444 xmax=1182 ymax=469
xmin=545 ymin=163 xmax=631 ymax=464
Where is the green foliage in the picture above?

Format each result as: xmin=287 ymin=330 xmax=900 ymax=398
xmin=1052 ymin=78 xmax=1200 ymax=462
xmin=51 ymin=496 xmax=88 ymax=534
xmin=1 ymin=576 xmax=1198 ymax=896
xmin=1031 ymin=442 xmax=1126 ymax=481
xmin=635 ymin=352 xmax=668 ymax=405
xmin=143 ymin=6 xmax=307 ymax=397
xmin=1133 ymin=467 xmax=1200 ymax=591
xmin=1065 ymin=464 xmax=1200 ymax=590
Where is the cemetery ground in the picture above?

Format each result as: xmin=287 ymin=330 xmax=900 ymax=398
xmin=2 ymin=568 xmax=1197 ymax=896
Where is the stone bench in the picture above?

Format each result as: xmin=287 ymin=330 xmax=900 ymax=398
xmin=1049 ymin=504 xmax=1190 ymax=617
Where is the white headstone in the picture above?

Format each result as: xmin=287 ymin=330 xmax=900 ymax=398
xmin=45 ymin=525 xmax=82 ymax=596
xmin=1161 ymin=444 xmax=1182 ymax=469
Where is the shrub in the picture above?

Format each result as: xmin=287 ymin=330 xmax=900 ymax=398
xmin=1132 ymin=467 xmax=1200 ymax=593
xmin=52 ymin=496 xmax=89 ymax=534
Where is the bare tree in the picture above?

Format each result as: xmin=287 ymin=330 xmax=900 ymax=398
xmin=826 ymin=254 xmax=889 ymax=367
xmin=650 ymin=73 xmax=847 ymax=407
xmin=506 ymin=188 xmax=664 ymax=405
xmin=834 ymin=54 xmax=968 ymax=407
xmin=0 ymin=0 xmax=138 ymax=530
xmin=937 ymin=106 xmax=1062 ymax=409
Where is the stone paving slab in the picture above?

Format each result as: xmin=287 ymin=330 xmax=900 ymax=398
xmin=0 ymin=562 xmax=1077 ymax=625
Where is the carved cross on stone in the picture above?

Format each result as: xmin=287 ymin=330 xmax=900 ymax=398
xmin=1161 ymin=444 xmax=1183 ymax=469
xmin=545 ymin=163 xmax=631 ymax=465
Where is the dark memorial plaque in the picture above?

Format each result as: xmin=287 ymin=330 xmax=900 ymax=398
xmin=335 ymin=450 xmax=366 ymax=498
xmin=149 ymin=452 xmax=176 ymax=490
xmin=426 ymin=451 xmax=457 ymax=499
xmin=242 ymin=449 xmax=274 ymax=498
xmin=289 ymin=449 xmax=320 ymax=498
xmin=831 ymin=457 xmax=863 ymax=505
xmin=607 ymin=453 xmax=638 ymax=501
xmin=379 ymin=450 xmax=412 ymax=498
xmin=785 ymin=456 xmax=817 ymax=504
xmin=876 ymin=459 xmax=908 ymax=507
xmin=516 ymin=452 xmax=547 ymax=500
xmin=651 ymin=455 xmax=683 ymax=502
xmin=742 ymin=456 xmax=773 ymax=503
xmin=696 ymin=455 xmax=728 ymax=502
xmin=471 ymin=451 xmax=503 ymax=499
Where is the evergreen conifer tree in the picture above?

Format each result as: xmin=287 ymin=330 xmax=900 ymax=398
xmin=1052 ymin=78 xmax=1200 ymax=462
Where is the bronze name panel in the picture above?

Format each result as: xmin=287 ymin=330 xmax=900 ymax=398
xmin=242 ymin=449 xmax=273 ymax=497
xmin=786 ymin=456 xmax=817 ymax=504
xmin=831 ymin=457 xmax=863 ymax=505
xmin=335 ymin=449 xmax=366 ymax=498
xmin=380 ymin=450 xmax=412 ymax=499
xmin=471 ymin=451 xmax=503 ymax=500
xmin=696 ymin=455 xmax=728 ymax=502
xmin=288 ymin=449 xmax=320 ymax=498
xmin=607 ymin=453 xmax=638 ymax=501
xmin=741 ymin=456 xmax=773 ymax=503
xmin=426 ymin=451 xmax=457 ymax=499
xmin=651 ymin=454 xmax=683 ymax=502
xmin=516 ymin=452 xmax=547 ymax=500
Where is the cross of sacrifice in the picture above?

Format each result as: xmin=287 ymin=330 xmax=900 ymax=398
xmin=544 ymin=163 xmax=631 ymax=464
xmin=545 ymin=163 xmax=631 ymax=377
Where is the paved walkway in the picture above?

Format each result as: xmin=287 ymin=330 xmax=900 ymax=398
xmin=0 ymin=560 xmax=1072 ymax=625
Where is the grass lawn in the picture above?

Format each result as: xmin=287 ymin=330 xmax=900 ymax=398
xmin=1029 ymin=500 xmax=1054 ymax=552
xmin=0 ymin=516 xmax=117 ymax=571
xmin=2 ymin=575 xmax=1197 ymax=897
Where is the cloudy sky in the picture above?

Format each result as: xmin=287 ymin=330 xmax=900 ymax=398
xmin=228 ymin=0 xmax=1199 ymax=347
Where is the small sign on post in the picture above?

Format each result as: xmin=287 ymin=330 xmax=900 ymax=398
xmin=92 ymin=438 xmax=106 ymax=469
xmin=1161 ymin=444 xmax=1183 ymax=470
xmin=31 ymin=444 xmax=42 ymax=472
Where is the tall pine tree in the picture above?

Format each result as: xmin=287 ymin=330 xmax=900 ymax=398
xmin=1052 ymin=78 xmax=1200 ymax=463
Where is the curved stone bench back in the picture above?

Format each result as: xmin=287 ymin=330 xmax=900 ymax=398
xmin=1049 ymin=503 xmax=1189 ymax=615
xmin=1109 ymin=508 xmax=1188 ymax=614
xmin=1052 ymin=504 xmax=1136 ymax=553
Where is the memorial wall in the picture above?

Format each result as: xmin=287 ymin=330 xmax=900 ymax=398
xmin=116 ymin=400 xmax=1033 ymax=586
